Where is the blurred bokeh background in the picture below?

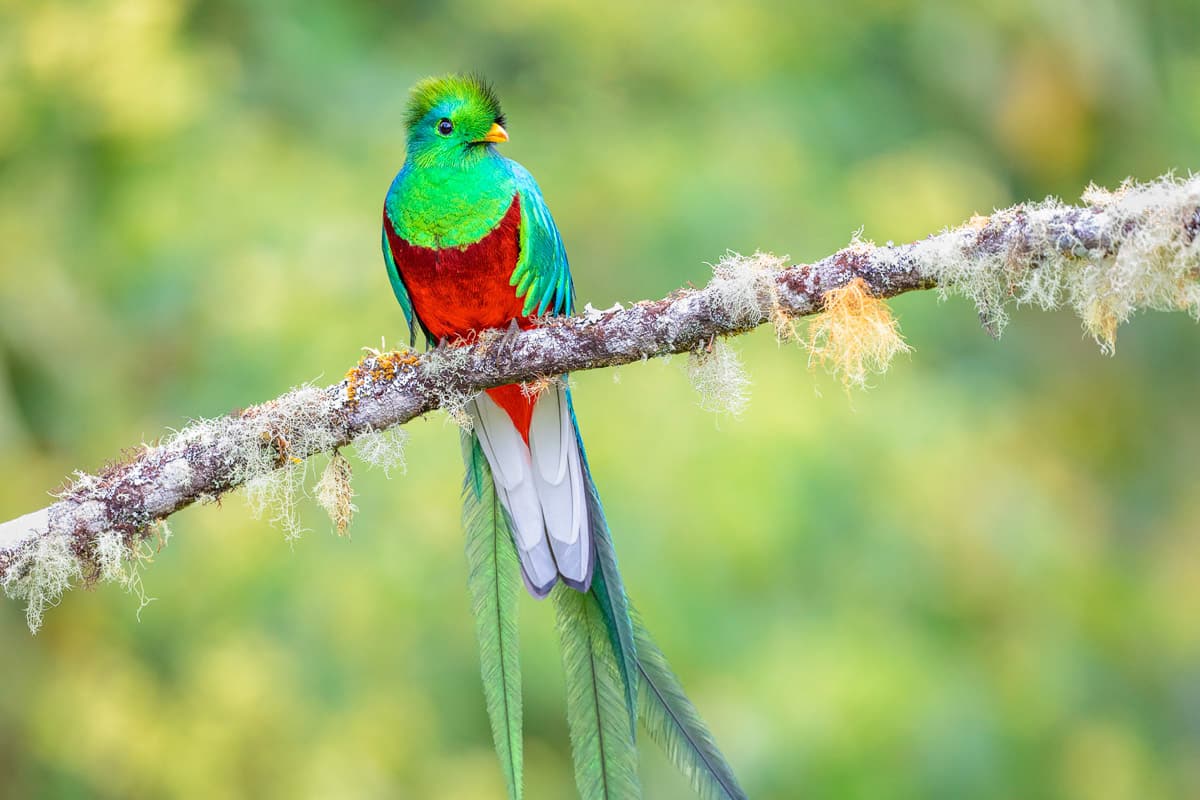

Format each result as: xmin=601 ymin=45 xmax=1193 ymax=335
xmin=1 ymin=0 xmax=1199 ymax=797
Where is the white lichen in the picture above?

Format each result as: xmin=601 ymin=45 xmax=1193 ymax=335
xmin=171 ymin=384 xmax=340 ymax=541
xmin=582 ymin=301 xmax=625 ymax=320
xmin=5 ymin=173 xmax=1197 ymax=635
xmin=418 ymin=345 xmax=477 ymax=428
xmin=687 ymin=339 xmax=751 ymax=416
xmin=244 ymin=463 xmax=307 ymax=540
xmin=123 ymin=543 xmax=157 ymax=623
xmin=2 ymin=533 xmax=82 ymax=633
xmin=921 ymin=174 xmax=1200 ymax=351
xmin=94 ymin=529 xmax=129 ymax=585
xmin=95 ymin=531 xmax=157 ymax=621
xmin=152 ymin=519 xmax=172 ymax=549
xmin=2 ymin=377 xmax=345 ymax=629
xmin=0 ymin=513 xmax=171 ymax=632
xmin=707 ymin=250 xmax=790 ymax=329
xmin=352 ymin=426 xmax=409 ymax=477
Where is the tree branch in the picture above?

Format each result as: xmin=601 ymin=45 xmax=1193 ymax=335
xmin=3 ymin=174 xmax=1198 ymax=630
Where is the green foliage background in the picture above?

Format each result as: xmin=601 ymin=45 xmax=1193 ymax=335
xmin=1 ymin=1 xmax=1199 ymax=797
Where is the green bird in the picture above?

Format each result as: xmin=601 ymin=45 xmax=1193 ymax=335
xmin=381 ymin=74 xmax=746 ymax=800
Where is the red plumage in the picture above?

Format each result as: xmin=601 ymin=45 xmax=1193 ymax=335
xmin=384 ymin=195 xmax=537 ymax=441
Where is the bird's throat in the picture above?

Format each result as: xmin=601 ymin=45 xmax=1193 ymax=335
xmin=387 ymin=159 xmax=515 ymax=249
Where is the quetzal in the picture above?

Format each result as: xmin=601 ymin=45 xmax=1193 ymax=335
xmin=381 ymin=74 xmax=746 ymax=800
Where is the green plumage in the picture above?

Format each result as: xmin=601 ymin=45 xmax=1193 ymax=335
xmin=634 ymin=611 xmax=748 ymax=800
xmin=382 ymin=74 xmax=574 ymax=332
xmin=574 ymin=423 xmax=639 ymax=733
xmin=554 ymin=586 xmax=642 ymax=800
xmin=510 ymin=161 xmax=573 ymax=316
xmin=590 ymin=569 xmax=637 ymax=735
xmin=385 ymin=157 xmax=515 ymax=249
xmin=380 ymin=227 xmax=416 ymax=345
xmin=462 ymin=435 xmax=524 ymax=800
xmin=405 ymin=73 xmax=504 ymax=131
xmin=388 ymin=74 xmax=746 ymax=800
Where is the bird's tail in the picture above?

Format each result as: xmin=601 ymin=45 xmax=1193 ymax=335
xmin=563 ymin=398 xmax=749 ymax=800
xmin=462 ymin=387 xmax=747 ymax=800
xmin=466 ymin=382 xmax=592 ymax=597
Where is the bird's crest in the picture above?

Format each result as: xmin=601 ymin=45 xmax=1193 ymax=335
xmin=404 ymin=73 xmax=505 ymax=130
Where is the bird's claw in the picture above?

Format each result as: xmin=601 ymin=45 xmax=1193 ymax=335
xmin=497 ymin=318 xmax=523 ymax=355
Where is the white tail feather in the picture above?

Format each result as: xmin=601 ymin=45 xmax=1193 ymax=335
xmin=473 ymin=394 xmax=525 ymax=491
xmin=470 ymin=385 xmax=593 ymax=597
xmin=470 ymin=394 xmax=556 ymax=594
xmin=529 ymin=384 xmax=592 ymax=588
xmin=529 ymin=386 xmax=569 ymax=484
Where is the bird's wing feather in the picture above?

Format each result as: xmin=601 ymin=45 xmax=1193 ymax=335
xmin=381 ymin=165 xmax=422 ymax=346
xmin=508 ymin=161 xmax=574 ymax=317
xmin=381 ymin=222 xmax=419 ymax=347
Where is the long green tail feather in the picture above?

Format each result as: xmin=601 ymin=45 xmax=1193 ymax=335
xmin=633 ymin=611 xmax=747 ymax=800
xmin=462 ymin=434 xmax=524 ymax=800
xmin=570 ymin=396 xmax=638 ymax=732
xmin=554 ymin=585 xmax=642 ymax=800
xmin=588 ymin=535 xmax=638 ymax=736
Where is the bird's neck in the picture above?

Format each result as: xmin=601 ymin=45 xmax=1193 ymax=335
xmin=389 ymin=155 xmax=516 ymax=249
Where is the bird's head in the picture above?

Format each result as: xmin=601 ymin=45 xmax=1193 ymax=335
xmin=404 ymin=74 xmax=508 ymax=168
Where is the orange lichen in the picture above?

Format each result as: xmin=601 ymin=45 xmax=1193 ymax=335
xmin=519 ymin=375 xmax=558 ymax=401
xmin=805 ymin=277 xmax=911 ymax=389
xmin=259 ymin=431 xmax=291 ymax=468
xmin=343 ymin=350 xmax=421 ymax=408
xmin=967 ymin=213 xmax=991 ymax=230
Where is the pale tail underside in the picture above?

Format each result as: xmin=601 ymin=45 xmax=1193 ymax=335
xmin=468 ymin=383 xmax=593 ymax=597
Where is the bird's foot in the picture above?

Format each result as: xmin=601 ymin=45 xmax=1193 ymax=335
xmin=497 ymin=318 xmax=523 ymax=354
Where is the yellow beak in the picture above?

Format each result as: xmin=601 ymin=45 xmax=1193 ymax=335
xmin=480 ymin=122 xmax=509 ymax=144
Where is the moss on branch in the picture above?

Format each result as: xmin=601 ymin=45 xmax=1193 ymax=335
xmin=2 ymin=173 xmax=1197 ymax=632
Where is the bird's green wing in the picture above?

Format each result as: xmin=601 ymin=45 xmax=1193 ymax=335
xmin=381 ymin=163 xmax=427 ymax=347
xmin=381 ymin=221 xmax=419 ymax=347
xmin=508 ymin=162 xmax=574 ymax=317
xmin=462 ymin=433 xmax=524 ymax=800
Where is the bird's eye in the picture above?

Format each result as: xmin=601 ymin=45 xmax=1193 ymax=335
xmin=436 ymin=118 xmax=453 ymax=135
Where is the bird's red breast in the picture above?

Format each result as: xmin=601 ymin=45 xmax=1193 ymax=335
xmin=384 ymin=194 xmax=538 ymax=441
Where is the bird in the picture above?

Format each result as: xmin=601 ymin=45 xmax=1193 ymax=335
xmin=382 ymin=74 xmax=588 ymax=598
xmin=381 ymin=74 xmax=745 ymax=800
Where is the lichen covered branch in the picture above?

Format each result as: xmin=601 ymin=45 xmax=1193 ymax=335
xmin=2 ymin=174 xmax=1198 ymax=631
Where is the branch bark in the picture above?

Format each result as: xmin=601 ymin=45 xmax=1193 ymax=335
xmin=2 ymin=174 xmax=1198 ymax=629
